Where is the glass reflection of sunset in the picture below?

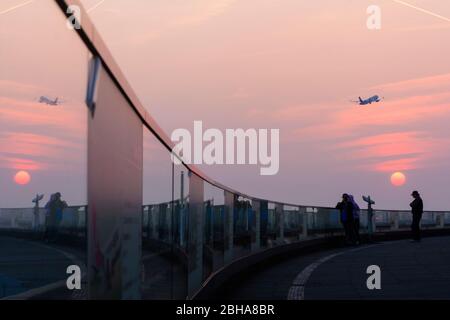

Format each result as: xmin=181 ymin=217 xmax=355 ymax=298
xmin=0 ymin=2 xmax=88 ymax=208
xmin=1 ymin=0 xmax=450 ymax=210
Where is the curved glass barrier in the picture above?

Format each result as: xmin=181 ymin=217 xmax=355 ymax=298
xmin=1 ymin=0 xmax=450 ymax=300
xmin=283 ymin=205 xmax=301 ymax=243
xmin=232 ymin=196 xmax=253 ymax=259
xmin=203 ymin=182 xmax=225 ymax=280
xmin=142 ymin=128 xmax=174 ymax=299
xmin=0 ymin=1 xmax=88 ymax=299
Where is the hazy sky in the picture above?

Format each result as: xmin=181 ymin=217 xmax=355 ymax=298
xmin=1 ymin=0 xmax=450 ymax=210
xmin=0 ymin=1 xmax=89 ymax=208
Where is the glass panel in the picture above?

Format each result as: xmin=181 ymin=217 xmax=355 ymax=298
xmin=203 ymin=182 xmax=225 ymax=281
xmin=186 ymin=171 xmax=204 ymax=298
xmin=259 ymin=200 xmax=269 ymax=248
xmin=283 ymin=205 xmax=300 ymax=242
xmin=264 ymin=202 xmax=277 ymax=247
xmin=0 ymin=2 xmax=88 ymax=299
xmin=142 ymin=131 xmax=190 ymax=300
xmin=141 ymin=129 xmax=173 ymax=299
xmin=359 ymin=209 xmax=369 ymax=230
xmin=172 ymin=163 xmax=189 ymax=299
xmin=422 ymin=212 xmax=437 ymax=227
xmin=399 ymin=211 xmax=412 ymax=228
xmin=445 ymin=213 xmax=450 ymax=226
xmin=374 ymin=210 xmax=390 ymax=229
xmin=233 ymin=196 xmax=252 ymax=259
xmin=308 ymin=207 xmax=340 ymax=235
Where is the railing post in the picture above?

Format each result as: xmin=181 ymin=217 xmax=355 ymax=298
xmin=275 ymin=203 xmax=284 ymax=244
xmin=367 ymin=208 xmax=376 ymax=235
xmin=251 ymin=200 xmax=260 ymax=252
xmin=371 ymin=213 xmax=377 ymax=233
xmin=33 ymin=205 xmax=40 ymax=231
xmin=300 ymin=207 xmax=308 ymax=239
xmin=187 ymin=172 xmax=204 ymax=298
xmin=223 ymin=191 xmax=234 ymax=265
xmin=438 ymin=212 xmax=445 ymax=228
xmin=391 ymin=212 xmax=399 ymax=230
xmin=363 ymin=196 xmax=376 ymax=240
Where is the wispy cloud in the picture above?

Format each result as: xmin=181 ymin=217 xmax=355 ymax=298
xmin=129 ymin=0 xmax=237 ymax=45
xmin=0 ymin=155 xmax=43 ymax=171
xmin=335 ymin=131 xmax=441 ymax=172
xmin=0 ymin=132 xmax=80 ymax=158
xmin=0 ymin=129 xmax=85 ymax=172
xmin=0 ymin=79 xmax=86 ymax=173
xmin=0 ymin=79 xmax=47 ymax=94
xmin=0 ymin=97 xmax=82 ymax=130
xmin=171 ymin=0 xmax=237 ymax=27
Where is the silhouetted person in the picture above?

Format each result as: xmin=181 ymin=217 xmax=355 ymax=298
xmin=349 ymin=195 xmax=361 ymax=245
xmin=44 ymin=192 xmax=68 ymax=243
xmin=410 ymin=190 xmax=423 ymax=242
xmin=336 ymin=194 xmax=355 ymax=245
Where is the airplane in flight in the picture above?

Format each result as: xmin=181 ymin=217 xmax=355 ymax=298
xmin=351 ymin=95 xmax=383 ymax=106
xmin=38 ymin=96 xmax=63 ymax=106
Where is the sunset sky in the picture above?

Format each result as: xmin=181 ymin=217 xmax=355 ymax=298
xmin=1 ymin=0 xmax=450 ymax=210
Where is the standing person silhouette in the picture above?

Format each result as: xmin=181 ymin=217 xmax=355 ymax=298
xmin=336 ymin=194 xmax=355 ymax=245
xmin=44 ymin=192 xmax=68 ymax=243
xmin=349 ymin=195 xmax=361 ymax=245
xmin=410 ymin=190 xmax=423 ymax=242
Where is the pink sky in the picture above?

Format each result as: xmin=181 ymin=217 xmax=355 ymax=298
xmin=1 ymin=1 xmax=450 ymax=209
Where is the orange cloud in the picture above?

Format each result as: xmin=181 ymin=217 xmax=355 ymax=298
xmin=373 ymin=157 xmax=421 ymax=172
xmin=334 ymin=131 xmax=443 ymax=172
xmin=0 ymin=155 xmax=44 ymax=171
xmin=0 ymin=132 xmax=80 ymax=158
xmin=128 ymin=0 xmax=237 ymax=45
xmin=0 ymin=96 xmax=85 ymax=133
xmin=287 ymin=73 xmax=450 ymax=173
xmin=294 ymin=92 xmax=450 ymax=139
xmin=0 ymin=94 xmax=86 ymax=173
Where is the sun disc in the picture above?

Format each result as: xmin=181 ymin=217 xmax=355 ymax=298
xmin=14 ymin=170 xmax=31 ymax=185
xmin=390 ymin=172 xmax=406 ymax=187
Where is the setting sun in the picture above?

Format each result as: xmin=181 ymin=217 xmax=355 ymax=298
xmin=390 ymin=172 xmax=406 ymax=187
xmin=14 ymin=170 xmax=31 ymax=185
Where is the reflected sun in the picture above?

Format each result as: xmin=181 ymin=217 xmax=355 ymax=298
xmin=14 ymin=170 xmax=31 ymax=185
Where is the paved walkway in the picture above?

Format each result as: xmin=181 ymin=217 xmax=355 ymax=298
xmin=224 ymin=236 xmax=450 ymax=300
xmin=0 ymin=236 xmax=85 ymax=299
